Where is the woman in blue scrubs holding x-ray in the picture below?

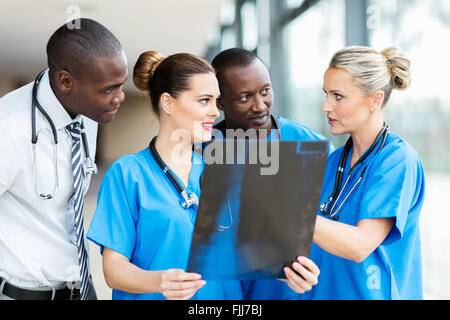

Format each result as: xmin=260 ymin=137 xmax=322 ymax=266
xmin=287 ymin=46 xmax=425 ymax=299
xmin=87 ymin=51 xmax=244 ymax=300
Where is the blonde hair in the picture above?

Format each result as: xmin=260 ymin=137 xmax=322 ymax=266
xmin=329 ymin=46 xmax=411 ymax=106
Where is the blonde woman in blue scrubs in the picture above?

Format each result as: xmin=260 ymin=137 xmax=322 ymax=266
xmin=287 ymin=46 xmax=425 ymax=299
xmin=87 ymin=51 xmax=244 ymax=300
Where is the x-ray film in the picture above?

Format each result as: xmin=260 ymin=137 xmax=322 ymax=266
xmin=187 ymin=140 xmax=328 ymax=280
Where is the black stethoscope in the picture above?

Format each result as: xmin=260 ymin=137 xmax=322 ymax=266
xmin=319 ymin=122 xmax=390 ymax=220
xmin=32 ymin=69 xmax=97 ymax=200
xmin=149 ymin=136 xmax=199 ymax=209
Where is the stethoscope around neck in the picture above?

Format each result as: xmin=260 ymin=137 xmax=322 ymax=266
xmin=149 ymin=136 xmax=199 ymax=209
xmin=319 ymin=122 xmax=390 ymax=220
xmin=32 ymin=69 xmax=97 ymax=200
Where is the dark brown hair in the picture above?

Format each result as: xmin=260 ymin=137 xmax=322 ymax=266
xmin=133 ymin=51 xmax=215 ymax=116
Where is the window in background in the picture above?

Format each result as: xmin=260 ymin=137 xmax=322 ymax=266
xmin=286 ymin=0 xmax=305 ymax=8
xmin=241 ymin=1 xmax=258 ymax=51
xmin=220 ymin=27 xmax=238 ymax=51
xmin=219 ymin=1 xmax=236 ymax=26
xmin=368 ymin=0 xmax=450 ymax=172
xmin=284 ymin=0 xmax=346 ymax=145
xmin=218 ymin=2 xmax=237 ymax=51
xmin=368 ymin=0 xmax=450 ymax=300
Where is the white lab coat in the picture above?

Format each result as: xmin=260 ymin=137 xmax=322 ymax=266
xmin=0 ymin=70 xmax=97 ymax=289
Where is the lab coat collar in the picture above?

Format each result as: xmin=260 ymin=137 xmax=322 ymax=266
xmin=36 ymin=69 xmax=83 ymax=130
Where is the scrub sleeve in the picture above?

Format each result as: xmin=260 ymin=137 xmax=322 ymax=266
xmin=87 ymin=162 xmax=138 ymax=259
xmin=358 ymin=143 xmax=424 ymax=245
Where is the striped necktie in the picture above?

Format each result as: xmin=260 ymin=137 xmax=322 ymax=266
xmin=66 ymin=121 xmax=89 ymax=300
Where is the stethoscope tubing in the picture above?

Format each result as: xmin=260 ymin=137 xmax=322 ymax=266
xmin=149 ymin=136 xmax=199 ymax=209
xmin=31 ymin=69 xmax=96 ymax=200
xmin=32 ymin=70 xmax=58 ymax=145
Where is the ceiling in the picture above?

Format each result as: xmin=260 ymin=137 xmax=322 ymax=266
xmin=0 ymin=0 xmax=231 ymax=88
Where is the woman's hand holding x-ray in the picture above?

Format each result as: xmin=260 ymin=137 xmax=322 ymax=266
xmin=159 ymin=269 xmax=206 ymax=300
xmin=280 ymin=256 xmax=320 ymax=294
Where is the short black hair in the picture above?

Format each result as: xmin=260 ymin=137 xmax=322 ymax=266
xmin=46 ymin=18 xmax=122 ymax=77
xmin=211 ymin=47 xmax=265 ymax=85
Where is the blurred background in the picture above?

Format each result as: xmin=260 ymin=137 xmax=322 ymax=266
xmin=1 ymin=0 xmax=449 ymax=299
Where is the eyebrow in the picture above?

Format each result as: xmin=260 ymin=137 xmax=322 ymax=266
xmin=323 ymin=88 xmax=343 ymax=94
xmin=237 ymin=82 xmax=272 ymax=94
xmin=103 ymin=77 xmax=128 ymax=90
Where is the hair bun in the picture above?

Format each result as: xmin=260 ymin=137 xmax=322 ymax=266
xmin=133 ymin=51 xmax=165 ymax=91
xmin=381 ymin=47 xmax=411 ymax=90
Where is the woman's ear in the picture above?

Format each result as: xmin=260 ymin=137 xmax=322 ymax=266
xmin=159 ymin=92 xmax=174 ymax=115
xmin=370 ymin=90 xmax=385 ymax=112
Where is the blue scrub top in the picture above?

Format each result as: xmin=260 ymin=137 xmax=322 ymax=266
xmin=270 ymin=117 xmax=334 ymax=151
xmin=214 ymin=116 xmax=334 ymax=300
xmin=301 ymin=132 xmax=425 ymax=300
xmin=87 ymin=147 xmax=243 ymax=300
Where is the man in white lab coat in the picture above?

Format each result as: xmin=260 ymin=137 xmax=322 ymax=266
xmin=0 ymin=18 xmax=128 ymax=300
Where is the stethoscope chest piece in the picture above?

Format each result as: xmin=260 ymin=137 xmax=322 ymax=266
xmin=83 ymin=157 xmax=98 ymax=176
xmin=180 ymin=191 xmax=199 ymax=209
xmin=320 ymin=197 xmax=340 ymax=220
